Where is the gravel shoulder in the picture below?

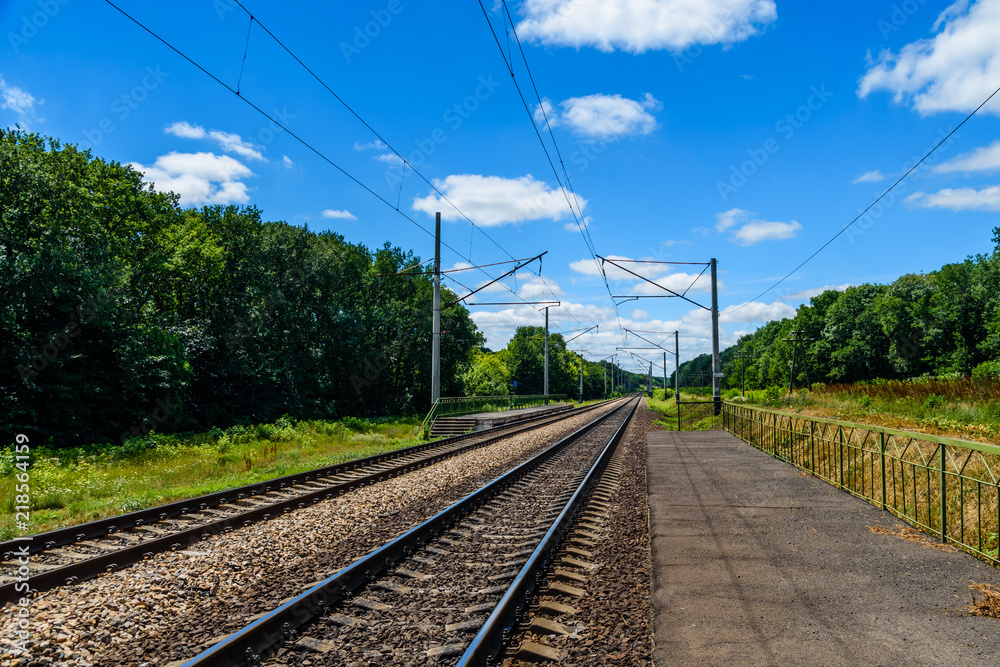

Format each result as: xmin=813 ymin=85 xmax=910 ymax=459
xmin=504 ymin=398 xmax=657 ymax=667
xmin=648 ymin=429 xmax=1000 ymax=666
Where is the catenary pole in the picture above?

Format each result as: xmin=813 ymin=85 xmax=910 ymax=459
xmin=711 ymin=258 xmax=721 ymax=416
xmin=431 ymin=212 xmax=441 ymax=404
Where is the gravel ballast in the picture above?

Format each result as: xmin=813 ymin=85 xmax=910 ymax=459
xmin=0 ymin=403 xmax=623 ymax=667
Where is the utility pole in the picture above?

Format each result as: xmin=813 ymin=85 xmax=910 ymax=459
xmin=648 ymin=361 xmax=653 ymax=398
xmin=675 ymin=331 xmax=681 ymax=430
xmin=662 ymin=351 xmax=667 ymax=402
xmin=735 ymin=351 xmax=753 ymax=397
xmin=543 ymin=306 xmax=550 ymax=401
xmin=431 ymin=212 xmax=441 ymax=404
xmin=674 ymin=331 xmax=680 ymax=401
xmin=710 ymin=257 xmax=721 ymax=416
xmin=579 ymin=356 xmax=584 ymax=402
xmin=603 ymin=362 xmax=607 ymax=399
xmin=783 ymin=330 xmax=815 ymax=393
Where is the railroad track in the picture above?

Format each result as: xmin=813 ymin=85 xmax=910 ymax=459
xmin=177 ymin=395 xmax=640 ymax=666
xmin=0 ymin=398 xmax=626 ymax=605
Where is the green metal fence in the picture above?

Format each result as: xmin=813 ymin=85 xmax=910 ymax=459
xmin=420 ymin=394 xmax=567 ymax=437
xmin=724 ymin=403 xmax=1000 ymax=565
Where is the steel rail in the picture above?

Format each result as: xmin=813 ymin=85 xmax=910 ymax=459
xmin=0 ymin=399 xmax=622 ymax=604
xmin=456 ymin=395 xmax=639 ymax=665
xmin=178 ymin=397 xmax=637 ymax=667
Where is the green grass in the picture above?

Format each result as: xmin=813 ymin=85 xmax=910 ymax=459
xmin=730 ymin=380 xmax=1000 ymax=443
xmin=647 ymin=390 xmax=723 ymax=431
xmin=0 ymin=415 xmax=424 ymax=540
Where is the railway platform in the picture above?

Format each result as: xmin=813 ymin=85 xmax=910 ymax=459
xmin=647 ymin=430 xmax=1000 ymax=666
xmin=430 ymin=402 xmax=572 ymax=437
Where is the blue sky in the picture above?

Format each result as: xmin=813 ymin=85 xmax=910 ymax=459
xmin=3 ymin=0 xmax=1000 ymax=375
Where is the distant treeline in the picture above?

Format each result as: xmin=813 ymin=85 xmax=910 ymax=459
xmin=675 ymin=229 xmax=1000 ymax=390
xmin=1 ymin=131 xmax=480 ymax=447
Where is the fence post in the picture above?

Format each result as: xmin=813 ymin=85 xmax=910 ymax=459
xmin=940 ymin=444 xmax=947 ymax=543
xmin=838 ymin=425 xmax=844 ymax=490
xmin=809 ymin=419 xmax=815 ymax=473
xmin=880 ymin=431 xmax=887 ymax=511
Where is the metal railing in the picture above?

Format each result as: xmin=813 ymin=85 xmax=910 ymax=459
xmin=724 ymin=403 xmax=1000 ymax=565
xmin=420 ymin=394 xmax=567 ymax=437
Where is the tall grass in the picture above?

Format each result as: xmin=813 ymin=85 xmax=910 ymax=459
xmin=0 ymin=415 xmax=422 ymax=540
xmin=647 ymin=391 xmax=724 ymax=431
xmin=817 ymin=377 xmax=1000 ymax=402
xmin=734 ymin=378 xmax=1000 ymax=443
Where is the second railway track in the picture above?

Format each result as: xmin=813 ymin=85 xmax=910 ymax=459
xmin=178 ymin=396 xmax=640 ymax=667
xmin=0 ymin=399 xmax=625 ymax=605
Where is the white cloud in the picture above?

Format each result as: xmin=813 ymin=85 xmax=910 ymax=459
xmin=354 ymin=139 xmax=387 ymax=151
xmin=630 ymin=271 xmax=719 ymax=295
xmin=719 ymin=300 xmax=796 ymax=323
xmin=715 ymin=207 xmax=749 ymax=231
xmin=905 ymin=185 xmax=1000 ymax=211
xmin=282 ymin=155 xmax=294 ymax=168
xmin=165 ymin=122 xmax=264 ymax=161
xmin=731 ymin=219 xmax=802 ymax=245
xmin=713 ymin=209 xmax=801 ymax=245
xmin=129 ymin=151 xmax=254 ymax=206
xmin=564 ymin=217 xmax=591 ymax=233
xmin=164 ymin=120 xmax=205 ymax=140
xmin=858 ymin=0 xmax=1000 ymax=115
xmin=209 ymin=130 xmax=264 ymax=161
xmin=469 ymin=301 xmax=614 ymax=348
xmin=374 ymin=153 xmax=406 ymax=165
xmin=539 ymin=93 xmax=661 ymax=139
xmin=516 ymin=0 xmax=777 ymax=53
xmin=413 ymin=174 xmax=583 ymax=226
xmin=517 ymin=277 xmax=564 ymax=300
xmin=852 ymin=170 xmax=885 ymax=183
xmin=570 ymin=254 xmax=672 ymax=281
xmin=631 ymin=309 xmax=649 ymax=319
xmin=934 ymin=140 xmax=1000 ymax=173
xmin=322 ymin=209 xmax=357 ymax=220
xmin=1 ymin=77 xmax=41 ymax=128
xmin=781 ymin=284 xmax=854 ymax=301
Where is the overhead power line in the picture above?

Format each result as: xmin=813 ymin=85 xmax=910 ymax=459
xmin=104 ymin=0 xmax=597 ymax=331
xmin=476 ymin=0 xmax=621 ymax=308
xmin=735 ymin=80 xmax=1000 ymax=311
xmin=229 ymin=0 xmax=518 ymax=264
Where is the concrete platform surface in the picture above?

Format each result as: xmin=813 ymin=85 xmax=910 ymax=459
xmin=647 ymin=430 xmax=1000 ymax=667
xmin=463 ymin=402 xmax=571 ymax=422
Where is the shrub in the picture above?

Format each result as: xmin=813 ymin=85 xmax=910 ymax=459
xmin=925 ymin=393 xmax=945 ymax=409
xmin=764 ymin=385 xmax=782 ymax=401
xmin=339 ymin=416 xmax=375 ymax=433
xmin=973 ymin=360 xmax=1000 ymax=382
